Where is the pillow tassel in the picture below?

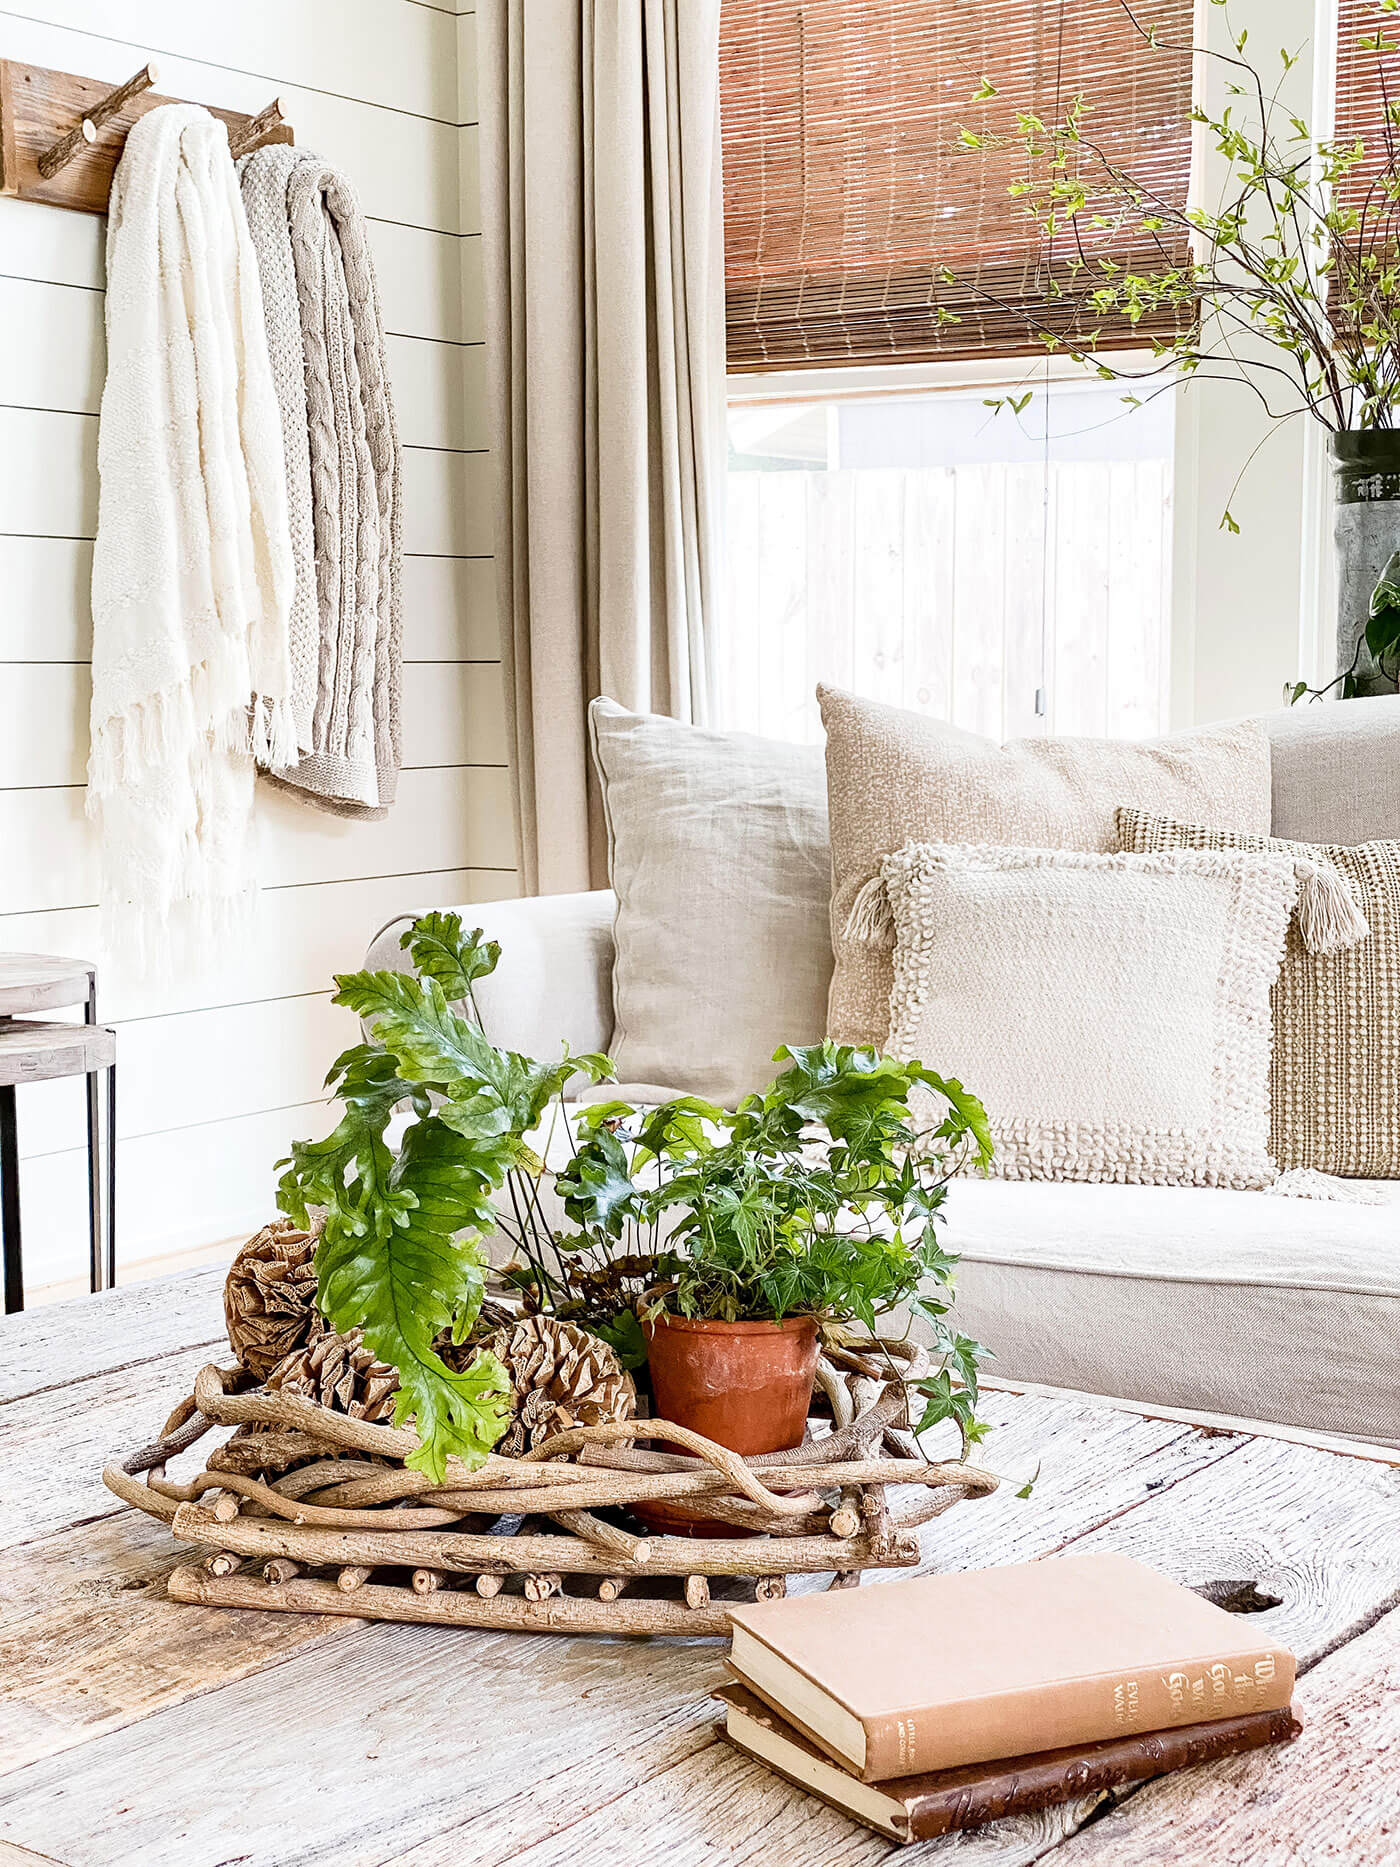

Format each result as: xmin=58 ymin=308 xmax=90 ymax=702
xmin=1292 ymin=858 xmax=1370 ymax=956
xmin=844 ymin=873 xmax=895 ymax=949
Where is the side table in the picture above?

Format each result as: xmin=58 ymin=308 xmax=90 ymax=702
xmin=0 ymin=953 xmax=117 ymax=1312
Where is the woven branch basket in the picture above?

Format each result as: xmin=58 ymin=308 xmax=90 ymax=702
xmin=103 ymin=1344 xmax=998 ymax=1637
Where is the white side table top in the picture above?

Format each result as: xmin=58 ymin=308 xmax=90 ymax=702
xmin=0 ymin=953 xmax=96 ymax=1018
xmin=0 ymin=1019 xmax=115 ymax=1087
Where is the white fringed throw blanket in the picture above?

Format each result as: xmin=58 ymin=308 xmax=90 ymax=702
xmin=89 ymin=105 xmax=294 ymax=957
xmin=239 ymin=145 xmax=402 ymax=816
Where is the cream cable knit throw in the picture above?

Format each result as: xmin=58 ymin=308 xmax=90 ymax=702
xmin=238 ymin=145 xmax=403 ymax=816
xmin=88 ymin=105 xmax=294 ymax=958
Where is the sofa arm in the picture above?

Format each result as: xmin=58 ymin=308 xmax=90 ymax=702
xmin=365 ymin=890 xmax=617 ymax=1060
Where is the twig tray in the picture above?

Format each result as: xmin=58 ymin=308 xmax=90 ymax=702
xmin=103 ymin=1351 xmax=998 ymax=1637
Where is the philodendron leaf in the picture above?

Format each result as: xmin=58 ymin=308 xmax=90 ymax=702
xmin=336 ymin=968 xmax=613 ymax=1140
xmin=400 ymin=910 xmax=501 ymax=1006
xmin=276 ymin=1042 xmax=424 ymax=1227
xmin=310 ymin=1113 xmax=512 ymax=1482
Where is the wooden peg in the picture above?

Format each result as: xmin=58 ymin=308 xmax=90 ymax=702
xmin=337 ymin=1564 xmax=373 ymax=1593
xmin=38 ymin=61 xmax=158 ymax=178
xmin=474 ymin=1572 xmax=504 ymax=1598
xmin=227 ymin=96 xmax=285 ymax=161
xmin=36 ymin=116 xmax=95 ymax=181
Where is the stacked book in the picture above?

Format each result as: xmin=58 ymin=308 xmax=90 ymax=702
xmin=718 ymin=1551 xmax=1300 ymax=1844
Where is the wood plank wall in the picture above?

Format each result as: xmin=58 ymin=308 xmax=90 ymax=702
xmin=0 ymin=2 xmax=517 ymax=1291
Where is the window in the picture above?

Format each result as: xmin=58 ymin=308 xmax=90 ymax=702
xmin=718 ymin=367 xmax=1173 ymax=743
xmin=715 ymin=1 xmax=1188 ymax=742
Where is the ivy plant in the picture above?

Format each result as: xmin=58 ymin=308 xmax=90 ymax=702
xmin=549 ymin=1043 xmax=995 ymax=1450
xmin=276 ymin=913 xmax=613 ymax=1481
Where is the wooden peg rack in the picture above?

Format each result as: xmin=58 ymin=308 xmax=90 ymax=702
xmin=0 ymin=58 xmax=295 ymax=215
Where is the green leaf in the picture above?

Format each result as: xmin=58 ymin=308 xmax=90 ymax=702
xmin=335 ymin=967 xmax=610 ymax=1143
xmin=313 ymin=1113 xmax=512 ymax=1482
xmin=588 ymin=1308 xmax=649 ymax=1371
xmin=1220 ymin=509 xmax=1241 ymax=536
xmin=400 ymin=911 xmax=500 ymax=1005
xmin=554 ymin=1123 xmax=644 ymax=1238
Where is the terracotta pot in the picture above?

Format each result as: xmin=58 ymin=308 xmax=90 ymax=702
xmin=636 ymin=1313 xmax=820 ymax=1538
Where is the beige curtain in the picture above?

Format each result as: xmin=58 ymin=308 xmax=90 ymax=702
xmin=478 ymin=0 xmax=726 ymax=895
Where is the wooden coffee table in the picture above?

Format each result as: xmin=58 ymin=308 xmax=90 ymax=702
xmin=3 ymin=1269 xmax=1399 ymax=1865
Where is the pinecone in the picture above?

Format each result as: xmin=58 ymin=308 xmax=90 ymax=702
xmin=224 ymin=1219 xmax=320 ymax=1380
xmin=480 ymin=1315 xmax=635 ymax=1458
xmin=266 ymin=1327 xmax=400 ymax=1424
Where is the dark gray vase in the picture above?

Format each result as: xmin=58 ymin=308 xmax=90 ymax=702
xmin=1331 ymin=430 xmax=1400 ymax=696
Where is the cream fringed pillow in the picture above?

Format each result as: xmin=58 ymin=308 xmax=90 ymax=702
xmin=879 ymin=844 xmax=1306 ymax=1191
xmin=1116 ymin=808 xmax=1397 ymax=1178
xmin=819 ymin=686 xmax=1274 ymax=1051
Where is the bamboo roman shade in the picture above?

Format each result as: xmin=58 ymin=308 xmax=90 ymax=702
xmin=1334 ymin=0 xmax=1399 ymax=219
xmin=719 ymin=0 xmax=1196 ymax=371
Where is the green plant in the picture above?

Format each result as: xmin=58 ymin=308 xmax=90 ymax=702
xmin=966 ymin=3 xmax=1400 ymax=441
xmin=551 ymin=1043 xmax=995 ymax=1448
xmin=276 ymin=913 xmax=613 ymax=1480
xmin=954 ymin=0 xmax=1400 ymax=696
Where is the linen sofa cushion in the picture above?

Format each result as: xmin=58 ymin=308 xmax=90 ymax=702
xmin=937 ymin=1177 xmax=1400 ymax=1443
xmin=881 ymin=843 xmax=1303 ymax=1190
xmin=819 ymin=684 xmax=1274 ymax=1049
xmin=1262 ymin=694 xmax=1400 ymax=845
xmin=1117 ymin=808 xmax=1400 ymax=1178
xmin=588 ymin=697 xmax=832 ymax=1106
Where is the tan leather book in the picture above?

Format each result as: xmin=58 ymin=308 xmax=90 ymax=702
xmin=725 ymin=1551 xmax=1296 ymax=1782
xmin=715 ymin=1684 xmax=1302 ymax=1844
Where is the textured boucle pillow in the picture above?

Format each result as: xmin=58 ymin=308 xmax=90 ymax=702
xmin=1116 ymin=807 xmax=1399 ymax=1178
xmin=819 ymin=685 xmax=1274 ymax=1051
xmin=880 ymin=843 xmax=1306 ymax=1190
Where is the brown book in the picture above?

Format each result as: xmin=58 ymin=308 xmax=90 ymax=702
xmin=716 ymin=1683 xmax=1302 ymax=1844
xmin=726 ymin=1551 xmax=1296 ymax=1782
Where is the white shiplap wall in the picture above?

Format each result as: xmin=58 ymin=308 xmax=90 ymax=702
xmin=0 ymin=2 xmax=516 ymax=1291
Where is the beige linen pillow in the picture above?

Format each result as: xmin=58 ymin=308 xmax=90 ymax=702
xmin=819 ymin=685 xmax=1274 ymax=1049
xmin=589 ymin=698 xmax=832 ymax=1106
xmin=1117 ymin=807 xmax=1400 ymax=1178
xmin=881 ymin=843 xmax=1304 ymax=1191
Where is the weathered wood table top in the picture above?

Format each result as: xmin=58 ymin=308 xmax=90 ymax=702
xmin=2 ymin=1270 xmax=1399 ymax=1866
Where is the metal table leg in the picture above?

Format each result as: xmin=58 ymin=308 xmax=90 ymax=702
xmin=1 ymin=1082 xmax=21 ymax=1314
xmin=104 ymin=1060 xmax=117 ymax=1289
xmin=84 ymin=975 xmax=116 ymax=1294
xmin=85 ymin=977 xmax=103 ymax=1294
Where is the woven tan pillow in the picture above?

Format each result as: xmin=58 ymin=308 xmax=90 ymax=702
xmin=882 ymin=844 xmax=1304 ymax=1190
xmin=819 ymin=685 xmax=1275 ymax=1049
xmin=1117 ymin=808 xmax=1400 ymax=1178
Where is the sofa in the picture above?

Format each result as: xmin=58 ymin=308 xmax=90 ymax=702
xmin=368 ymin=695 xmax=1400 ymax=1446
